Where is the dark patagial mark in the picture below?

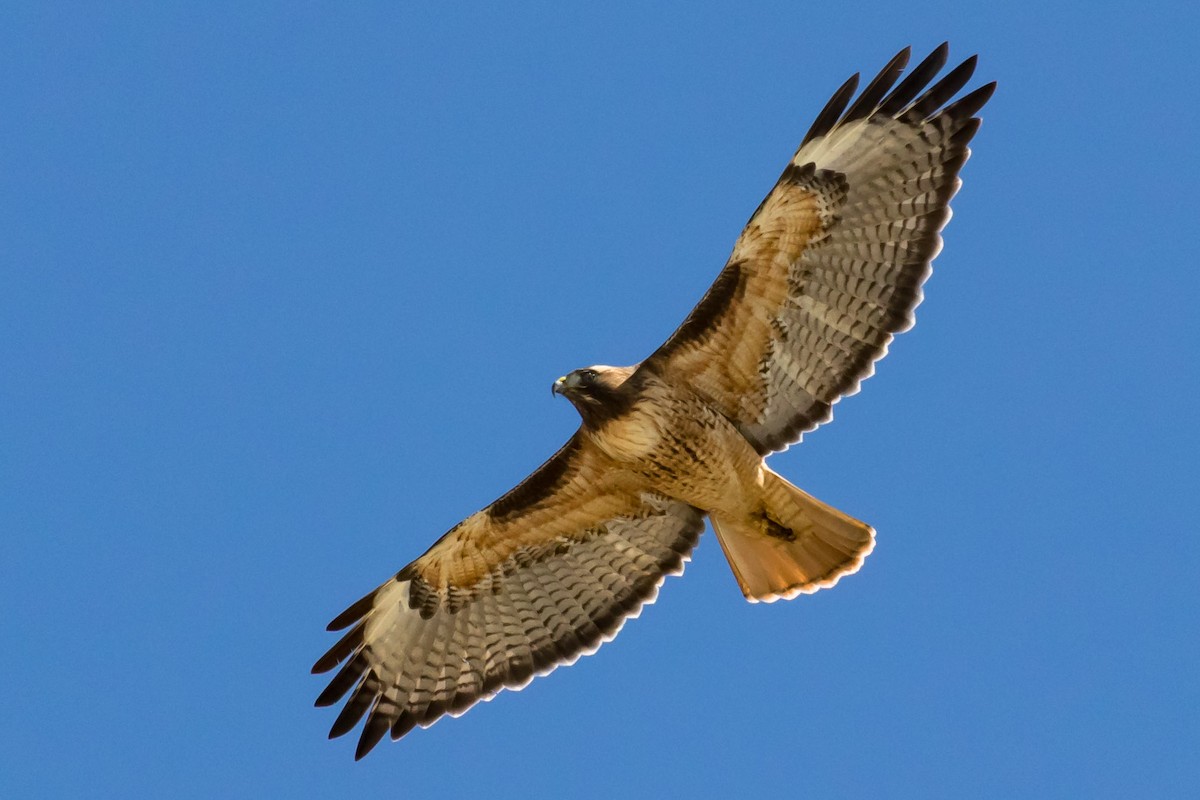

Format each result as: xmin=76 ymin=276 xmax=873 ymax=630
xmin=652 ymin=261 xmax=745 ymax=360
xmin=487 ymin=435 xmax=582 ymax=521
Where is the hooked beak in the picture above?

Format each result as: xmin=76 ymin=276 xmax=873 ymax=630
xmin=551 ymin=374 xmax=576 ymax=397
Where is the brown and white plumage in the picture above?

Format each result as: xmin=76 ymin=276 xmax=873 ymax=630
xmin=646 ymin=45 xmax=992 ymax=453
xmin=314 ymin=44 xmax=994 ymax=758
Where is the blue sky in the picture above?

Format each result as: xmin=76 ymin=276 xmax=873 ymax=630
xmin=3 ymin=2 xmax=1198 ymax=797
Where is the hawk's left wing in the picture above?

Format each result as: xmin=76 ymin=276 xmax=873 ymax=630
xmin=313 ymin=435 xmax=704 ymax=759
xmin=640 ymin=45 xmax=995 ymax=455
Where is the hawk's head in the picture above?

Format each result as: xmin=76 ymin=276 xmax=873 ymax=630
xmin=552 ymin=365 xmax=636 ymax=427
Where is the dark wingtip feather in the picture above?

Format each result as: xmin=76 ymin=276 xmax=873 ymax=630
xmin=390 ymin=711 xmax=419 ymax=741
xmin=315 ymin=652 xmax=366 ymax=706
xmin=949 ymin=117 xmax=983 ymax=149
xmin=355 ymin=706 xmax=391 ymax=760
xmin=312 ymin=621 xmax=366 ymax=674
xmin=326 ymin=590 xmax=377 ymax=632
xmin=800 ymin=72 xmax=860 ymax=148
xmin=312 ymin=652 xmax=338 ymax=676
xmin=878 ymin=43 xmax=950 ymax=116
xmin=840 ymin=46 xmax=912 ymax=125
xmin=942 ymin=81 xmax=997 ymax=122
xmin=329 ymin=680 xmax=376 ymax=739
xmin=906 ymin=54 xmax=978 ymax=120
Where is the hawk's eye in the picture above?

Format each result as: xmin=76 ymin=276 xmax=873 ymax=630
xmin=579 ymin=369 xmax=598 ymax=386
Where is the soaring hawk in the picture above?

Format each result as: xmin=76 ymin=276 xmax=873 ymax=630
xmin=314 ymin=44 xmax=994 ymax=758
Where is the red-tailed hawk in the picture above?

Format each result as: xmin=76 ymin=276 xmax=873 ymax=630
xmin=314 ymin=44 xmax=994 ymax=758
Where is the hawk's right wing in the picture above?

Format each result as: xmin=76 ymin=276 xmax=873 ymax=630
xmin=313 ymin=434 xmax=704 ymax=759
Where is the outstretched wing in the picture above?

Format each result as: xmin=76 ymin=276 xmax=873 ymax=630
xmin=641 ymin=44 xmax=995 ymax=455
xmin=313 ymin=434 xmax=704 ymax=759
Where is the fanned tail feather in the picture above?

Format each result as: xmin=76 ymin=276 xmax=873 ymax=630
xmin=711 ymin=469 xmax=875 ymax=602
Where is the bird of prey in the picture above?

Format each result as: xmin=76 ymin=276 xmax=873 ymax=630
xmin=314 ymin=43 xmax=994 ymax=759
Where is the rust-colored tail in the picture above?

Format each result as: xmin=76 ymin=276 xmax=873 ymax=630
xmin=710 ymin=469 xmax=875 ymax=602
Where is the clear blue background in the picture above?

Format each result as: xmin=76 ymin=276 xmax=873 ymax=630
xmin=3 ymin=2 xmax=1197 ymax=797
